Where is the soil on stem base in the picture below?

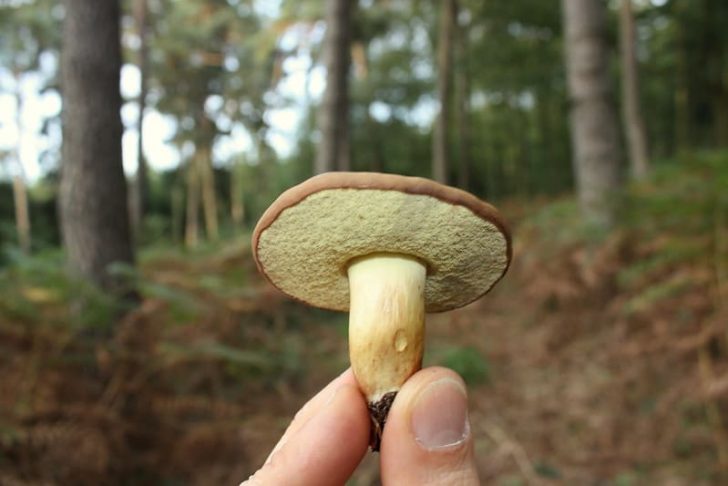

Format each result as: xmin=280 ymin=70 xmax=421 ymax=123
xmin=367 ymin=391 xmax=397 ymax=452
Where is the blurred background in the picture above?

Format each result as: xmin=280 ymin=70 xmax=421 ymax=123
xmin=0 ymin=0 xmax=727 ymax=484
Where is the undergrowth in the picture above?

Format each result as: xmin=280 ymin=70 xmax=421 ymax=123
xmin=0 ymin=151 xmax=725 ymax=484
xmin=504 ymin=151 xmax=728 ymax=483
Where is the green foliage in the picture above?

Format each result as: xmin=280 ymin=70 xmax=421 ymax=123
xmin=533 ymin=461 xmax=561 ymax=479
xmin=622 ymin=271 xmax=693 ymax=316
xmin=0 ymin=249 xmax=119 ymax=331
xmin=612 ymin=471 xmax=639 ymax=486
xmin=161 ymin=340 xmax=274 ymax=370
xmin=144 ymin=281 xmax=203 ymax=323
xmin=428 ymin=345 xmax=491 ymax=385
xmin=497 ymin=476 xmax=526 ymax=486
xmin=0 ymin=177 xmax=59 ymax=262
xmin=150 ymin=0 xmax=273 ymax=151
xmin=617 ymin=151 xmax=728 ymax=314
xmin=518 ymin=193 xmax=619 ymax=277
xmin=0 ymin=0 xmax=60 ymax=71
xmin=3 ymin=0 xmax=726 ymax=250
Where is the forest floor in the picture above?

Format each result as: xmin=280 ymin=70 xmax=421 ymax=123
xmin=0 ymin=152 xmax=726 ymax=485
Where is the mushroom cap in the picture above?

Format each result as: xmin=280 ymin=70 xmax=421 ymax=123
xmin=252 ymin=172 xmax=512 ymax=313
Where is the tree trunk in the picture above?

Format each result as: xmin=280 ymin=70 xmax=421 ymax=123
xmin=185 ymin=154 xmax=200 ymax=248
xmin=171 ymin=183 xmax=183 ymax=243
xmin=717 ymin=82 xmax=728 ymax=147
xmin=454 ymin=1 xmax=471 ymax=191
xmin=704 ymin=0 xmax=728 ymax=147
xmin=12 ymin=176 xmax=31 ymax=255
xmin=674 ymin=1 xmax=690 ymax=153
xmin=619 ymin=0 xmax=650 ymax=180
xmin=60 ymin=0 xmax=135 ymax=294
xmin=535 ymin=89 xmax=555 ymax=193
xmin=366 ymin=107 xmax=385 ymax=172
xmin=12 ymin=69 xmax=31 ymax=254
xmin=315 ymin=0 xmax=352 ymax=174
xmin=562 ymin=0 xmax=622 ymax=229
xmin=513 ymin=102 xmax=532 ymax=197
xmin=131 ymin=0 xmax=149 ymax=237
xmin=230 ymin=158 xmax=245 ymax=227
xmin=432 ymin=0 xmax=456 ymax=184
xmin=199 ymin=145 xmax=219 ymax=240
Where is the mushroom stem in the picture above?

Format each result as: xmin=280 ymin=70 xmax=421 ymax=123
xmin=347 ymin=253 xmax=426 ymax=451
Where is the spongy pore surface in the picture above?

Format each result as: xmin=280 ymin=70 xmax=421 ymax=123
xmin=255 ymin=186 xmax=509 ymax=312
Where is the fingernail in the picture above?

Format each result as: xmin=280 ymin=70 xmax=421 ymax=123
xmin=411 ymin=378 xmax=470 ymax=450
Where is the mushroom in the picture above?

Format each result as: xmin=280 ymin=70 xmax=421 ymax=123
xmin=252 ymin=172 xmax=511 ymax=450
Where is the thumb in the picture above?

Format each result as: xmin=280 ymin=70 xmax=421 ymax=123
xmin=380 ymin=367 xmax=479 ymax=485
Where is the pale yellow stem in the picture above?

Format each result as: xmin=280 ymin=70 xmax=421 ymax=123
xmin=347 ymin=253 xmax=426 ymax=403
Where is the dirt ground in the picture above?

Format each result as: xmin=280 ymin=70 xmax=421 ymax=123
xmin=1 ymin=185 xmax=726 ymax=485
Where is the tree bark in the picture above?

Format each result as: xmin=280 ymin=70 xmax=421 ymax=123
xmin=131 ymin=0 xmax=149 ymax=237
xmin=315 ymin=0 xmax=352 ymax=174
xmin=366 ymin=107 xmax=385 ymax=172
xmin=619 ymin=0 xmax=650 ymax=180
xmin=171 ymin=183 xmax=183 ymax=244
xmin=562 ymin=0 xmax=622 ymax=229
xmin=703 ymin=0 xmax=728 ymax=147
xmin=185 ymin=154 xmax=200 ymax=248
xmin=454 ymin=1 xmax=471 ymax=191
xmin=717 ymin=79 xmax=728 ymax=147
xmin=12 ymin=69 xmax=31 ymax=254
xmin=199 ymin=145 xmax=219 ymax=240
xmin=230 ymin=158 xmax=245 ymax=227
xmin=432 ymin=0 xmax=456 ymax=184
xmin=673 ymin=0 xmax=690 ymax=153
xmin=60 ymin=0 xmax=135 ymax=294
xmin=12 ymin=175 xmax=31 ymax=255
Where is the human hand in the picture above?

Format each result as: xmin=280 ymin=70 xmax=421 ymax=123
xmin=241 ymin=367 xmax=479 ymax=485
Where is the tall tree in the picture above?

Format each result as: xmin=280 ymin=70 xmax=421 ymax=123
xmin=230 ymin=156 xmax=245 ymax=227
xmin=619 ymin=0 xmax=650 ymax=180
xmin=11 ymin=69 xmax=31 ymax=254
xmin=152 ymin=0 xmax=270 ymax=239
xmin=185 ymin=153 xmax=201 ymax=248
xmin=131 ymin=0 xmax=149 ymax=236
xmin=432 ymin=0 xmax=456 ymax=184
xmin=454 ymin=1 xmax=471 ymax=191
xmin=11 ymin=175 xmax=31 ymax=254
xmin=562 ymin=0 xmax=622 ymax=229
xmin=315 ymin=0 xmax=352 ymax=174
xmin=673 ymin=0 xmax=690 ymax=153
xmin=701 ymin=0 xmax=728 ymax=147
xmin=0 ymin=2 xmax=59 ymax=254
xmin=59 ymin=0 xmax=135 ymax=293
xmin=198 ymin=143 xmax=218 ymax=240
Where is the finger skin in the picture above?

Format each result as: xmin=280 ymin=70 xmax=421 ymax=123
xmin=380 ymin=367 xmax=479 ymax=485
xmin=265 ymin=369 xmax=358 ymax=462
xmin=242 ymin=374 xmax=370 ymax=486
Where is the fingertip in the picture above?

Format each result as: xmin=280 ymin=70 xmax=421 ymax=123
xmin=382 ymin=367 xmax=469 ymax=451
xmin=332 ymin=383 xmax=371 ymax=443
xmin=249 ymin=381 xmax=370 ymax=486
xmin=337 ymin=367 xmax=360 ymax=388
xmin=380 ymin=367 xmax=479 ymax=485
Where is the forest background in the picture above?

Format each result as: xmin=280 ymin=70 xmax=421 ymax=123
xmin=0 ymin=0 xmax=727 ymax=484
